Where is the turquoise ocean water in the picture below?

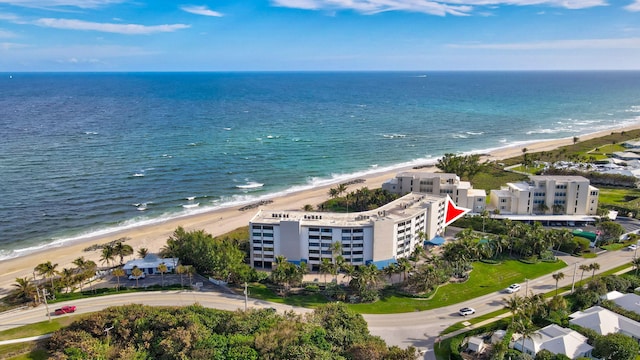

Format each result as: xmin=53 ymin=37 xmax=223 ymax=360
xmin=1 ymin=71 xmax=639 ymax=260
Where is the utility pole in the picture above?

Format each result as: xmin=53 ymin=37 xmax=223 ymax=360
xmin=571 ymin=263 xmax=578 ymax=294
xmin=42 ymin=288 xmax=51 ymax=322
xmin=244 ymin=282 xmax=248 ymax=311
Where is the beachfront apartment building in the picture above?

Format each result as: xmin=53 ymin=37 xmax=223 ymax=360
xmin=489 ymin=175 xmax=599 ymax=216
xmin=249 ymin=193 xmax=447 ymax=270
xmin=381 ymin=172 xmax=487 ymax=213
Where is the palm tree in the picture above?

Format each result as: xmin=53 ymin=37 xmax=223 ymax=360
xmin=589 ymin=262 xmax=600 ymax=279
xmin=328 ymin=188 xmax=339 ymax=199
xmin=137 ymin=247 xmax=148 ymax=259
xmin=319 ymin=258 xmax=332 ymax=285
xmin=552 ymin=272 xmax=565 ymax=296
xmin=131 ymin=267 xmax=144 ymax=287
xmin=503 ymin=294 xmax=525 ymax=325
xmin=303 ymin=204 xmax=313 ymax=211
xmin=60 ymin=268 xmax=75 ymax=293
xmin=336 ymin=183 xmax=347 ymax=197
xmin=100 ymin=244 xmax=116 ymax=267
xmin=579 ymin=264 xmax=590 ymax=284
xmin=383 ymin=263 xmax=399 ymax=283
xmin=633 ymin=257 xmax=640 ymax=276
xmin=113 ymin=239 xmax=134 ymax=265
xmin=397 ymin=258 xmax=412 ymax=282
xmin=112 ymin=267 xmax=125 ymax=291
xmin=514 ymin=317 xmax=538 ymax=355
xmin=84 ymin=260 xmax=98 ymax=293
xmin=185 ymin=265 xmax=195 ymax=287
xmin=157 ymin=263 xmax=168 ymax=287
xmin=11 ymin=277 xmax=37 ymax=305
xmin=34 ymin=261 xmax=59 ymax=292
xmin=72 ymin=257 xmax=89 ymax=292
xmin=176 ymin=264 xmax=187 ymax=288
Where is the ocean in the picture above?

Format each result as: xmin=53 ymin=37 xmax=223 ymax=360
xmin=1 ymin=71 xmax=639 ymax=261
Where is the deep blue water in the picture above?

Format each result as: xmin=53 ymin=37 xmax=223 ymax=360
xmin=1 ymin=71 xmax=639 ymax=260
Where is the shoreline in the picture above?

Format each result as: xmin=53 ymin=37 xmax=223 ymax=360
xmin=2 ymin=124 xmax=640 ymax=295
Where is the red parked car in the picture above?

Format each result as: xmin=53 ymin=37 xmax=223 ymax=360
xmin=54 ymin=305 xmax=76 ymax=315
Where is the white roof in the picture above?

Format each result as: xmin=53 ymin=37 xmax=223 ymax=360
xmin=570 ymin=306 xmax=640 ymax=337
xmin=467 ymin=336 xmax=485 ymax=353
xmin=123 ymin=254 xmax=179 ymax=270
xmin=516 ymin=324 xmax=592 ymax=359
xmin=603 ymin=291 xmax=640 ymax=314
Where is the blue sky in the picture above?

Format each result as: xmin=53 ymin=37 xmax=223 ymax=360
xmin=1 ymin=0 xmax=640 ymax=71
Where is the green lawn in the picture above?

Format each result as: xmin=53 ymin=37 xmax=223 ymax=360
xmin=245 ymin=283 xmax=329 ymax=308
xmin=0 ymin=317 xmax=76 ymax=341
xmin=348 ymin=259 xmax=566 ymax=314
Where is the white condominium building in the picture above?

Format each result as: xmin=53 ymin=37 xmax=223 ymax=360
xmin=382 ymin=172 xmax=487 ymax=213
xmin=489 ymin=175 xmax=599 ymax=216
xmin=249 ymin=193 xmax=448 ymax=270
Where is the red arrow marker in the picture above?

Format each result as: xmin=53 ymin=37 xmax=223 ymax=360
xmin=444 ymin=195 xmax=470 ymax=226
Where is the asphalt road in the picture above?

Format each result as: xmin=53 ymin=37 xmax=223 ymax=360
xmin=0 ymin=248 xmax=635 ymax=360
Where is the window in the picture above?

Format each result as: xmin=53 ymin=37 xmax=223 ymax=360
xmin=252 ymin=232 xmax=262 ymax=237
xmin=321 ymin=228 xmax=332 ymax=233
xmin=252 ymin=225 xmax=262 ymax=230
xmin=263 ymin=226 xmax=273 ymax=230
xmin=309 ymin=242 xmax=319 ymax=247
xmin=342 ymin=229 xmax=351 ymax=234
xmin=263 ymin=233 xmax=273 ymax=237
xmin=309 ymin=250 xmax=320 ymax=254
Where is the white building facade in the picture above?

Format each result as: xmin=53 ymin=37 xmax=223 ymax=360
xmin=382 ymin=172 xmax=487 ymax=213
xmin=249 ymin=193 xmax=447 ymax=270
xmin=490 ymin=175 xmax=599 ymax=216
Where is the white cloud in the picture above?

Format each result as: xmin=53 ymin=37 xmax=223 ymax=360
xmin=0 ymin=28 xmax=17 ymax=38
xmin=271 ymin=0 xmax=607 ymax=16
xmin=33 ymin=18 xmax=190 ymax=34
xmin=181 ymin=5 xmax=223 ymax=17
xmin=0 ymin=0 xmax=125 ymax=9
xmin=625 ymin=0 xmax=640 ymax=11
xmin=0 ymin=41 xmax=28 ymax=49
xmin=448 ymin=37 xmax=640 ymax=49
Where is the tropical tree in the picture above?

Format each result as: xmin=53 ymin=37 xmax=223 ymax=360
xmin=114 ymin=239 xmax=134 ymax=265
xmin=185 ymin=265 xmax=195 ymax=286
xmin=579 ymin=264 xmax=590 ymax=284
xmin=552 ymin=272 xmax=565 ymax=296
xmin=137 ymin=247 xmax=148 ymax=259
xmin=397 ymin=258 xmax=412 ymax=282
xmin=589 ymin=262 xmax=601 ymax=279
xmin=72 ymin=257 xmax=90 ymax=292
xmin=131 ymin=267 xmax=144 ymax=287
xmin=112 ymin=267 xmax=125 ymax=291
xmin=336 ymin=183 xmax=347 ymax=197
xmin=503 ymin=294 xmax=525 ymax=325
xmin=34 ymin=261 xmax=59 ymax=292
xmin=319 ymin=258 xmax=332 ymax=286
xmin=303 ymin=204 xmax=314 ymax=211
xmin=593 ymin=332 xmax=640 ymax=360
xmin=633 ymin=257 xmax=640 ymax=276
xmin=328 ymin=188 xmax=339 ymax=199
xmin=10 ymin=277 xmax=37 ymax=305
xmin=383 ymin=263 xmax=399 ymax=283
xmin=100 ymin=244 xmax=116 ymax=267
xmin=60 ymin=268 xmax=75 ymax=293
xmin=157 ymin=263 xmax=168 ymax=287
xmin=176 ymin=264 xmax=187 ymax=288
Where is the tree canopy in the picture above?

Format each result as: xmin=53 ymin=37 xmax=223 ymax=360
xmin=46 ymin=303 xmax=415 ymax=360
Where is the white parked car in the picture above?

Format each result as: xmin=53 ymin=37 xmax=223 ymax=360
xmin=128 ymin=273 xmax=146 ymax=280
xmin=505 ymin=283 xmax=521 ymax=293
xmin=628 ymin=244 xmax=637 ymax=251
xmin=459 ymin=307 xmax=476 ymax=316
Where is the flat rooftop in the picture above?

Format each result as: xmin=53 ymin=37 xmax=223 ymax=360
xmin=251 ymin=192 xmax=445 ymax=227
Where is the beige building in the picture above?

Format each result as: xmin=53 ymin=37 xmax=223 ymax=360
xmin=382 ymin=172 xmax=487 ymax=213
xmin=249 ymin=193 xmax=447 ymax=270
xmin=489 ymin=175 xmax=599 ymax=216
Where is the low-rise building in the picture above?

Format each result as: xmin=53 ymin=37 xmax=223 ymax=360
xmin=249 ymin=192 xmax=447 ymax=270
xmin=490 ymin=175 xmax=599 ymax=216
xmin=603 ymin=291 xmax=640 ymax=315
xmin=382 ymin=172 xmax=486 ymax=213
xmin=123 ymin=254 xmax=179 ymax=275
xmin=569 ymin=306 xmax=640 ymax=341
xmin=512 ymin=324 xmax=593 ymax=359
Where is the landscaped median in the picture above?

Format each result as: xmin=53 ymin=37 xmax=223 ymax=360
xmin=243 ymin=259 xmax=567 ymax=314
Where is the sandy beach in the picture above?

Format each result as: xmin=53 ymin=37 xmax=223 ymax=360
xmin=2 ymin=125 xmax=639 ymax=295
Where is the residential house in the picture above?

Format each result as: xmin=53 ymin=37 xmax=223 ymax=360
xmin=512 ymin=324 xmax=593 ymax=359
xmin=123 ymin=254 xmax=179 ymax=275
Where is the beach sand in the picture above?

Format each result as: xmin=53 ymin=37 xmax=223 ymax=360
xmin=2 ymin=125 xmax=639 ymax=295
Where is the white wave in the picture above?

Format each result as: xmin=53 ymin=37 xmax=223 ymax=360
xmin=382 ymin=134 xmax=407 ymax=139
xmin=84 ymin=131 xmax=98 ymax=135
xmin=452 ymin=133 xmax=469 ymax=139
xmin=182 ymin=203 xmax=200 ymax=209
xmin=186 ymin=196 xmax=196 ymax=201
xmin=132 ymin=173 xmax=145 ymax=177
xmin=223 ymin=127 xmax=232 ymax=130
xmin=466 ymin=131 xmax=484 ymax=135
xmin=236 ymin=182 xmax=264 ymax=189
